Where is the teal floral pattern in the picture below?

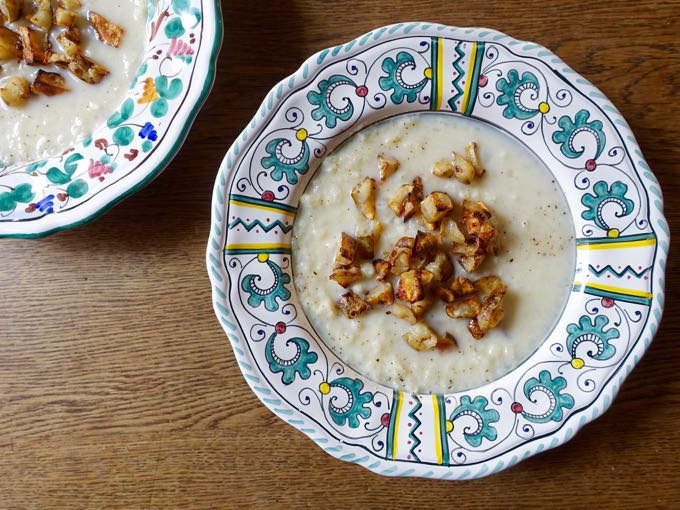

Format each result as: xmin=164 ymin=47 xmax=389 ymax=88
xmin=566 ymin=315 xmax=619 ymax=362
xmin=552 ymin=109 xmax=606 ymax=159
xmin=581 ymin=180 xmax=634 ymax=231
xmin=0 ymin=183 xmax=34 ymax=213
xmin=265 ymin=333 xmax=318 ymax=384
xmin=379 ymin=52 xmax=428 ymax=104
xmin=326 ymin=377 xmax=373 ymax=428
xmin=241 ymin=259 xmax=291 ymax=312
xmin=307 ymin=75 xmax=357 ymax=128
xmin=522 ymin=371 xmax=575 ymax=423
xmin=450 ymin=396 xmax=500 ymax=447
xmin=260 ymin=138 xmax=310 ymax=185
xmin=495 ymin=70 xmax=540 ymax=120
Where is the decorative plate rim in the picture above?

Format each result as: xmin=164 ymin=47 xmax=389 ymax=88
xmin=0 ymin=0 xmax=223 ymax=239
xmin=207 ymin=22 xmax=668 ymax=479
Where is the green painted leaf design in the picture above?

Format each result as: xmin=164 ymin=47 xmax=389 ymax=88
xmin=12 ymin=183 xmax=35 ymax=203
xmin=154 ymin=76 xmax=183 ymax=100
xmin=107 ymin=98 xmax=135 ymax=128
xmin=63 ymin=153 xmax=84 ymax=175
xmin=172 ymin=0 xmax=189 ymax=11
xmin=46 ymin=167 xmax=71 ymax=185
xmin=113 ymin=126 xmax=135 ymax=146
xmin=25 ymin=160 xmax=47 ymax=173
xmin=164 ymin=17 xmax=185 ymax=38
xmin=67 ymin=179 xmax=88 ymax=199
xmin=150 ymin=98 xmax=169 ymax=118
xmin=0 ymin=192 xmax=16 ymax=212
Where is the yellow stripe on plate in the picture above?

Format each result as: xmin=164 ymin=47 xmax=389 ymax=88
xmin=392 ymin=391 xmax=404 ymax=459
xmin=228 ymin=199 xmax=297 ymax=217
xmin=573 ymin=281 xmax=653 ymax=299
xmin=432 ymin=395 xmax=443 ymax=465
xmin=577 ymin=238 xmax=656 ymax=251
xmin=436 ymin=37 xmax=444 ymax=110
xmin=224 ymin=243 xmax=291 ymax=250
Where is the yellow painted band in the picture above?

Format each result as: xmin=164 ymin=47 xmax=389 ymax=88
xmin=224 ymin=243 xmax=290 ymax=250
xmin=393 ymin=391 xmax=404 ymax=459
xmin=228 ymin=199 xmax=297 ymax=217
xmin=573 ymin=281 xmax=653 ymax=299
xmin=461 ymin=42 xmax=477 ymax=112
xmin=432 ymin=395 xmax=443 ymax=465
xmin=577 ymin=238 xmax=656 ymax=250
xmin=436 ymin=37 xmax=444 ymax=110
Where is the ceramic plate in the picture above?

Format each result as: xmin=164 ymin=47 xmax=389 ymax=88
xmin=0 ymin=0 xmax=222 ymax=238
xmin=207 ymin=23 xmax=668 ymax=479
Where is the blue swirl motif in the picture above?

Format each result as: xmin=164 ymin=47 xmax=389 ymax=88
xmin=326 ymin=377 xmax=373 ymax=429
xmin=495 ymin=69 xmax=540 ymax=120
xmin=522 ymin=371 xmax=575 ymax=424
xmin=566 ymin=315 xmax=619 ymax=363
xmin=378 ymin=51 xmax=428 ymax=104
xmin=552 ymin=109 xmax=606 ymax=159
xmin=450 ymin=395 xmax=500 ymax=447
xmin=265 ymin=332 xmax=318 ymax=384
xmin=241 ymin=259 xmax=291 ymax=312
xmin=307 ymin=74 xmax=357 ymax=129
xmin=260 ymin=137 xmax=310 ymax=185
xmin=581 ymin=180 xmax=635 ymax=231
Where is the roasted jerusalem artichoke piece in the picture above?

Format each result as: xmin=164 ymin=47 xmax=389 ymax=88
xmin=59 ymin=0 xmax=81 ymax=8
xmin=329 ymin=264 xmax=362 ymax=288
xmin=420 ymin=191 xmax=453 ymax=224
xmin=432 ymin=158 xmax=454 ymax=178
xmin=0 ymin=76 xmax=30 ymax=106
xmin=388 ymin=236 xmax=415 ymax=275
xmin=332 ymin=232 xmax=370 ymax=268
xmin=19 ymin=26 xmax=48 ymax=64
xmin=56 ymin=29 xmax=80 ymax=58
xmin=0 ymin=0 xmax=21 ymax=22
xmin=424 ymin=251 xmax=454 ymax=283
xmin=0 ymin=26 xmax=20 ymax=60
xmin=411 ymin=296 xmax=432 ymax=319
xmin=55 ymin=6 xmax=77 ymax=27
xmin=388 ymin=182 xmax=413 ymax=216
xmin=466 ymin=141 xmax=485 ymax=177
xmin=378 ymin=154 xmax=399 ymax=182
xmin=388 ymin=177 xmax=423 ymax=220
xmin=31 ymin=70 xmax=68 ymax=96
xmin=474 ymin=275 xmax=507 ymax=297
xmin=468 ymin=287 xmax=506 ymax=339
xmin=451 ymin=151 xmax=476 ymax=185
xmin=439 ymin=215 xmax=466 ymax=244
xmin=445 ymin=295 xmax=481 ymax=319
xmin=373 ymin=258 xmax=392 ymax=281
xmin=391 ymin=303 xmax=417 ymax=325
xmin=88 ymin=11 xmax=124 ymax=48
xmin=365 ymin=281 xmax=394 ymax=306
xmin=28 ymin=0 xmax=53 ymax=31
xmin=60 ymin=54 xmax=109 ymax=84
xmin=396 ymin=269 xmax=424 ymax=303
xmin=403 ymin=322 xmax=438 ymax=351
xmin=351 ymin=176 xmax=377 ymax=220
xmin=337 ymin=290 xmax=370 ymax=319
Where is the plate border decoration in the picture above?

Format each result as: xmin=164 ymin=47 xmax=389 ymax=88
xmin=207 ymin=23 xmax=668 ymax=479
xmin=0 ymin=0 xmax=223 ymax=238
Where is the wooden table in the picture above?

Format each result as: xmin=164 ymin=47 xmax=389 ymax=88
xmin=2 ymin=1 xmax=679 ymax=508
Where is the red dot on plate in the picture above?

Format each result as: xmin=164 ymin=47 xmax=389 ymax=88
xmin=479 ymin=75 xmax=488 ymax=87
xmin=261 ymin=191 xmax=275 ymax=202
xmin=356 ymin=85 xmax=368 ymax=97
xmin=511 ymin=402 xmax=523 ymax=414
xmin=585 ymin=159 xmax=597 ymax=171
xmin=275 ymin=322 xmax=286 ymax=334
xmin=380 ymin=413 xmax=391 ymax=427
xmin=601 ymin=297 xmax=615 ymax=308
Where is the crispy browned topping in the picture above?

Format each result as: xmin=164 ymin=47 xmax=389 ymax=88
xmin=424 ymin=251 xmax=454 ymax=283
xmin=411 ymin=297 xmax=432 ymax=319
xmin=378 ymin=154 xmax=399 ymax=182
xmin=329 ymin=264 xmax=362 ymax=288
xmin=0 ymin=75 xmax=29 ymax=106
xmin=413 ymin=230 xmax=439 ymax=259
xmin=28 ymin=0 xmax=52 ymax=31
xmin=365 ymin=281 xmax=394 ymax=306
xmin=439 ymin=215 xmax=466 ymax=244
xmin=59 ymin=0 xmax=81 ymax=9
xmin=31 ymin=69 xmax=68 ymax=96
xmin=355 ymin=234 xmax=374 ymax=260
xmin=466 ymin=141 xmax=485 ymax=177
xmin=403 ymin=176 xmax=423 ymax=220
xmin=54 ymin=7 xmax=77 ymax=27
xmin=337 ymin=290 xmax=370 ymax=319
xmin=60 ymin=54 xmax=109 ymax=84
xmin=388 ymin=236 xmax=414 ymax=275
xmin=391 ymin=303 xmax=417 ymax=325
xmin=403 ymin=322 xmax=438 ymax=351
xmin=388 ymin=182 xmax=413 ymax=216
xmin=0 ymin=25 xmax=19 ymax=60
xmin=438 ymin=332 xmax=457 ymax=349
xmin=445 ymin=295 xmax=481 ymax=319
xmin=373 ymin=258 xmax=392 ymax=281
xmin=0 ymin=0 xmax=21 ymax=23
xmin=351 ymin=176 xmax=377 ymax=220
xmin=88 ymin=11 xmax=123 ymax=48
xmin=18 ymin=26 xmax=48 ymax=64
xmin=421 ymin=191 xmax=454 ymax=224
xmin=432 ymin=158 xmax=454 ymax=177
xmin=452 ymin=151 xmax=476 ymax=184
xmin=396 ymin=269 xmax=424 ymax=303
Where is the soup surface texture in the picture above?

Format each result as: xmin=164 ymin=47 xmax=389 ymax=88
xmin=292 ymin=113 xmax=575 ymax=394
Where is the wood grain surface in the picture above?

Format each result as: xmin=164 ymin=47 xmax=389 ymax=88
xmin=1 ymin=1 xmax=679 ymax=508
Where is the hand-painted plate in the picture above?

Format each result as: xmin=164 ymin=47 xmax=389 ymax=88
xmin=0 ymin=0 xmax=222 ymax=238
xmin=207 ymin=23 xmax=668 ymax=479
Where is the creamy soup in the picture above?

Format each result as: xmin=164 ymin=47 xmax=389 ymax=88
xmin=292 ymin=113 xmax=575 ymax=394
xmin=0 ymin=0 xmax=147 ymax=165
